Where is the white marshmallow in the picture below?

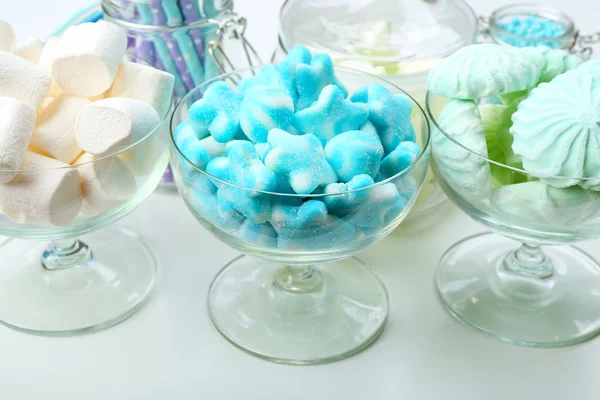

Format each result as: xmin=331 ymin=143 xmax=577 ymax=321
xmin=14 ymin=37 xmax=44 ymax=64
xmin=38 ymin=37 xmax=63 ymax=98
xmin=119 ymin=134 xmax=165 ymax=176
xmin=76 ymin=97 xmax=160 ymax=156
xmin=0 ymin=97 xmax=36 ymax=183
xmin=52 ymin=21 xmax=127 ymax=96
xmin=0 ymin=50 xmax=50 ymax=109
xmin=75 ymin=152 xmax=137 ymax=215
xmin=109 ymin=61 xmax=174 ymax=118
xmin=31 ymin=94 xmax=89 ymax=164
xmin=0 ymin=152 xmax=82 ymax=226
xmin=0 ymin=21 xmax=15 ymax=52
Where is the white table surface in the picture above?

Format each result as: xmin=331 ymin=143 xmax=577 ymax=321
xmin=3 ymin=0 xmax=600 ymax=398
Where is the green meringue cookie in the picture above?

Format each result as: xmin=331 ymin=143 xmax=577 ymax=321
xmin=521 ymin=46 xmax=582 ymax=84
xmin=480 ymin=104 xmax=528 ymax=186
xmin=432 ymin=99 xmax=492 ymax=200
xmin=491 ymin=181 xmax=600 ymax=226
xmin=511 ymin=68 xmax=600 ymax=191
xmin=427 ymin=44 xmax=540 ymax=99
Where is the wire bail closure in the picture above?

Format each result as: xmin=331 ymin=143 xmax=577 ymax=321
xmin=208 ymin=13 xmax=262 ymax=81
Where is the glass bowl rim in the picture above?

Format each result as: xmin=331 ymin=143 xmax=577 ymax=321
xmin=425 ymin=90 xmax=600 ymax=182
xmin=488 ymin=3 xmax=576 ymax=45
xmin=171 ymin=64 xmax=431 ymax=198
xmin=0 ymin=53 xmax=173 ymax=174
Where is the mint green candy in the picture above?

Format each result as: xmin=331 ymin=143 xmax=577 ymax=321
xmin=428 ymin=44 xmax=540 ymax=99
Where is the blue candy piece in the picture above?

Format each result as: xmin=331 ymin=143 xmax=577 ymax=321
xmin=174 ymin=120 xmax=212 ymax=185
xmin=377 ymin=141 xmax=421 ymax=181
xmin=207 ymin=141 xmax=278 ymax=223
xmin=189 ymin=81 xmax=243 ymax=143
xmin=189 ymin=175 xmax=244 ymax=231
xmin=237 ymin=65 xmax=293 ymax=98
xmin=324 ymin=131 xmax=384 ymax=182
xmin=295 ymin=54 xmax=348 ymax=111
xmin=270 ymin=200 xmax=356 ymax=250
xmin=349 ymin=182 xmax=404 ymax=228
xmin=237 ymin=220 xmax=278 ymax=248
xmin=278 ymin=45 xmax=313 ymax=101
xmin=217 ymin=185 xmax=272 ymax=224
xmin=360 ymin=120 xmax=380 ymax=142
xmin=292 ymin=85 xmax=369 ymax=145
xmin=200 ymin=136 xmax=227 ymax=158
xmin=322 ymin=174 xmax=374 ymax=217
xmin=205 ymin=156 xmax=231 ymax=188
xmin=264 ymin=129 xmax=337 ymax=194
xmin=226 ymin=140 xmax=277 ymax=192
xmin=351 ymin=84 xmax=415 ymax=154
xmin=239 ymin=86 xmax=295 ymax=143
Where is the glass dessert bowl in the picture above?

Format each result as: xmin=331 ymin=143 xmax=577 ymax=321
xmin=427 ymin=91 xmax=600 ymax=347
xmin=0 ymin=103 xmax=170 ymax=336
xmin=171 ymin=66 xmax=431 ymax=364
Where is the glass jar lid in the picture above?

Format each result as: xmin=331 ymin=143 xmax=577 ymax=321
xmin=279 ymin=0 xmax=478 ymax=71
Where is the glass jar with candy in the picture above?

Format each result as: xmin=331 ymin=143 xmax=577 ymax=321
xmin=479 ymin=3 xmax=600 ymax=58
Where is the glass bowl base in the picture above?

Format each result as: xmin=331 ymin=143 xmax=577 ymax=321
xmin=437 ymin=232 xmax=600 ymax=347
xmin=208 ymin=255 xmax=389 ymax=364
xmin=0 ymin=226 xmax=157 ymax=335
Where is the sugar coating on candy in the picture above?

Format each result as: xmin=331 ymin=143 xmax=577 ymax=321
xmin=497 ymin=15 xmax=567 ymax=48
xmin=377 ymin=141 xmax=421 ymax=181
xmin=348 ymin=181 xmax=403 ymax=228
xmin=201 ymin=136 xmax=227 ymax=158
xmin=31 ymin=94 xmax=90 ymax=164
xmin=206 ymin=156 xmax=231 ymax=186
xmin=0 ymin=21 xmax=15 ymax=52
xmin=278 ymin=45 xmax=313 ymax=101
xmin=324 ymin=130 xmax=383 ymax=182
xmin=189 ymin=81 xmax=243 ymax=143
xmin=427 ymin=44 xmax=540 ymax=99
xmin=511 ymin=68 xmax=600 ymax=190
xmin=0 ymin=50 xmax=51 ymax=109
xmin=0 ymin=97 xmax=36 ymax=184
xmin=294 ymin=53 xmax=348 ymax=111
xmin=491 ymin=181 xmax=600 ymax=226
xmin=174 ymin=120 xmax=212 ymax=170
xmin=292 ymin=85 xmax=369 ymax=145
xmin=237 ymin=220 xmax=278 ymax=248
xmin=52 ymin=21 xmax=128 ymax=96
xmin=214 ymin=141 xmax=278 ymax=223
xmin=521 ymin=46 xmax=582 ymax=84
xmin=432 ymin=99 xmax=492 ymax=200
xmin=14 ymin=37 xmax=44 ymax=64
xmin=240 ymin=85 xmax=294 ymax=143
xmin=109 ymin=61 xmax=175 ymax=118
xmin=351 ymin=84 xmax=414 ymax=154
xmin=76 ymin=97 xmax=160 ymax=157
xmin=264 ymin=129 xmax=337 ymax=194
xmin=238 ymin=65 xmax=293 ymax=99
xmin=270 ymin=200 xmax=356 ymax=250
xmin=322 ymin=174 xmax=373 ymax=217
xmin=76 ymin=152 xmax=137 ymax=216
xmin=0 ymin=152 xmax=82 ymax=226
xmin=189 ymin=175 xmax=243 ymax=232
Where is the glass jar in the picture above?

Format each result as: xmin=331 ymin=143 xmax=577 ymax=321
xmin=479 ymin=3 xmax=600 ymax=59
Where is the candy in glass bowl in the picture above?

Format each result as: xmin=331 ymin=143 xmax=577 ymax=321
xmin=426 ymin=43 xmax=600 ymax=347
xmin=171 ymin=47 xmax=430 ymax=364
xmin=0 ymin=20 xmax=173 ymax=334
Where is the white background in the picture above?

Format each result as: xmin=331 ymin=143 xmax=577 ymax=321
xmin=3 ymin=0 xmax=600 ymax=399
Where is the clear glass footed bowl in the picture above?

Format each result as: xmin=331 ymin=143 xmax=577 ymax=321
xmin=0 ymin=92 xmax=171 ymax=336
xmin=426 ymin=91 xmax=600 ymax=348
xmin=171 ymin=67 xmax=430 ymax=364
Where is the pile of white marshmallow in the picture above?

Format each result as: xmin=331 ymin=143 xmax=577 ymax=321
xmin=0 ymin=20 xmax=175 ymax=226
